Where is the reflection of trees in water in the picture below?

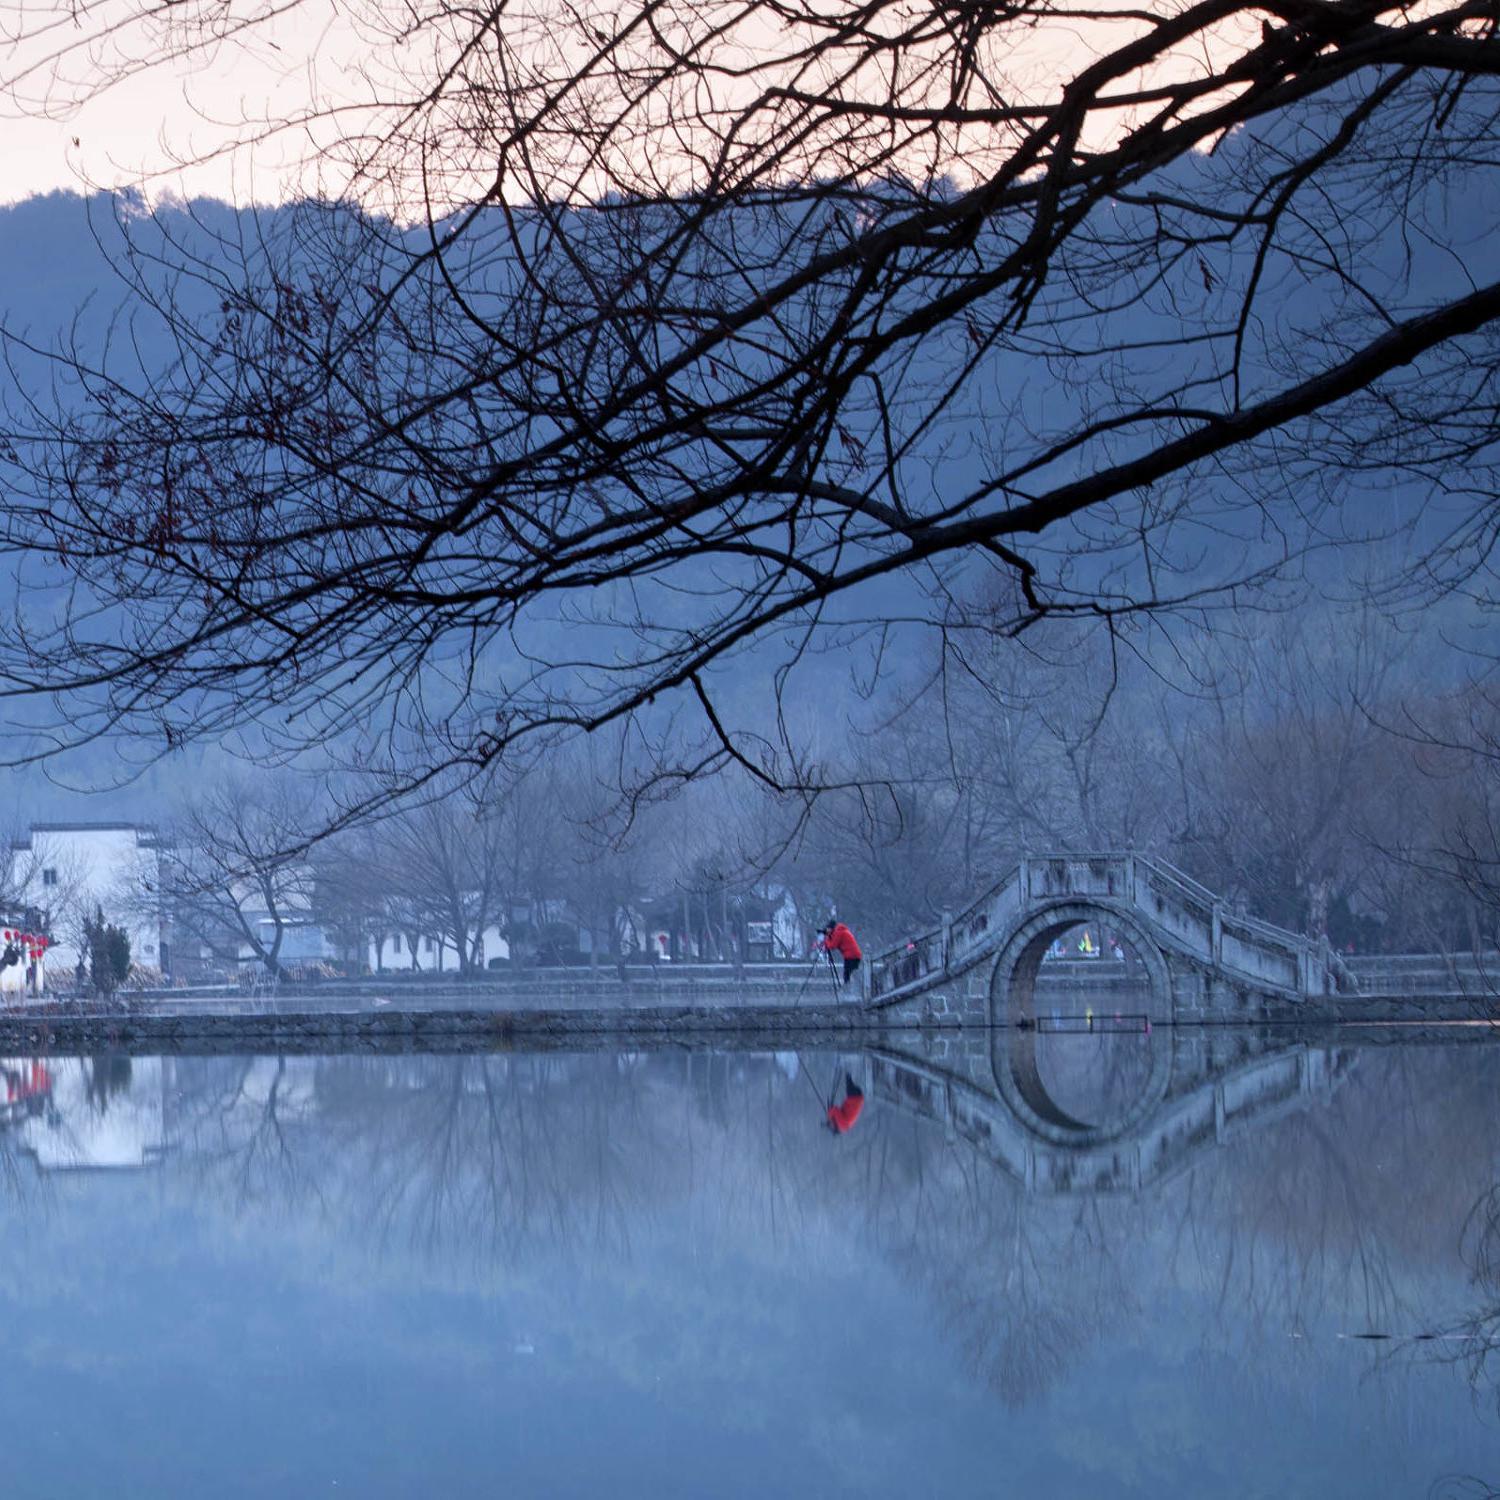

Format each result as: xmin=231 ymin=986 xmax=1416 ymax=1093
xmin=916 ymin=1195 xmax=1117 ymax=1408
xmin=1237 ymin=1047 xmax=1500 ymax=1445
xmin=151 ymin=1043 xmax=1500 ymax=1421
xmin=0 ymin=1127 xmax=34 ymax=1204
xmin=856 ymin=1114 xmax=1122 ymax=1406
xmin=171 ymin=1056 xmax=320 ymax=1213
xmin=1442 ymin=1183 xmax=1500 ymax=1419
xmin=171 ymin=1055 xmax=623 ymax=1263
xmin=1187 ymin=1112 xmax=1404 ymax=1335
xmin=1166 ymin=1046 xmax=1496 ymax=1347
xmin=1029 ymin=1030 xmax=1155 ymax=1129
xmin=85 ymin=1053 xmax=132 ymax=1114
xmin=859 ymin=1044 xmax=1499 ymax=1411
xmin=166 ymin=1052 xmax=849 ymax=1272
xmin=338 ymin=1055 xmax=656 ymax=1265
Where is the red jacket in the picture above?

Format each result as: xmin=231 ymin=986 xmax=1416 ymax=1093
xmin=819 ymin=922 xmax=862 ymax=961
xmin=827 ymin=1095 xmax=864 ymax=1133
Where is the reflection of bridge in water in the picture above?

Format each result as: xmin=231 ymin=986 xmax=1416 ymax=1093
xmin=867 ymin=1028 xmax=1355 ymax=1195
xmin=865 ymin=852 xmax=1358 ymax=1027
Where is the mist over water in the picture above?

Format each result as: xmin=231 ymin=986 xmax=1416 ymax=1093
xmin=0 ymin=1035 xmax=1493 ymax=1497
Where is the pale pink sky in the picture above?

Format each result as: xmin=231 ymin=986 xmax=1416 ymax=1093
xmin=0 ymin=0 xmax=1268 ymax=209
xmin=0 ymin=0 xmax=360 ymax=205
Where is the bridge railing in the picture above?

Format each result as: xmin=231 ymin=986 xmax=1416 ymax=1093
xmin=867 ymin=865 xmax=1021 ymax=1003
xmin=867 ymin=849 xmax=1339 ymax=1004
xmin=950 ymin=866 xmax=1023 ymax=962
xmin=1128 ymin=854 xmax=1217 ymax=911
xmin=1347 ymin=952 xmax=1499 ymax=996
xmin=1026 ymin=855 xmax=1137 ymax=901
xmin=867 ymin=928 xmax=947 ymax=1000
xmin=1220 ymin=911 xmax=1306 ymax=991
xmin=1121 ymin=852 xmax=1325 ymax=996
xmin=1129 ymin=855 xmax=1218 ymax=962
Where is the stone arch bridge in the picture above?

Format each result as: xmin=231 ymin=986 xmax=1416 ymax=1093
xmin=863 ymin=852 xmax=1357 ymax=1028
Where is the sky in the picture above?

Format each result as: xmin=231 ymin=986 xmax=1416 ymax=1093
xmin=0 ymin=0 xmax=1270 ymax=211
xmin=0 ymin=0 xmax=360 ymax=206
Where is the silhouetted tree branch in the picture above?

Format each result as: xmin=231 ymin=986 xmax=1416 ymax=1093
xmin=1 ymin=0 xmax=1499 ymax=817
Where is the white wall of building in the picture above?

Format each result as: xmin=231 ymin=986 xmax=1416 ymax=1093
xmin=225 ymin=863 xmax=329 ymax=971
xmin=14 ymin=823 xmax=164 ymax=978
xmin=368 ymin=925 xmax=508 ymax=972
xmin=246 ymin=915 xmax=337 ymax=966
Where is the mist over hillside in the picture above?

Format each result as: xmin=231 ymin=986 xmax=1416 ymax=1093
xmin=0 ymin=165 xmax=1490 ymax=839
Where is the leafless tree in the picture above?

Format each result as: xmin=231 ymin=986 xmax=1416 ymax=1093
xmin=553 ymin=747 xmax=669 ymax=967
xmin=164 ymin=774 xmax=326 ymax=977
xmin=1380 ymin=687 xmax=1500 ymax=952
xmin=362 ymin=783 xmax=510 ymax=973
xmin=759 ymin=610 xmax=1205 ymax=937
xmin=309 ymin=831 xmax=390 ymax=971
xmin=0 ymin=0 xmax=1497 ymax=822
xmin=1173 ymin=608 xmax=1412 ymax=937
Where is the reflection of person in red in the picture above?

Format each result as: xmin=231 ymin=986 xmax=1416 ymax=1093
xmin=818 ymin=921 xmax=862 ymax=985
xmin=5 ymin=1060 xmax=52 ymax=1117
xmin=826 ymin=1073 xmax=865 ymax=1135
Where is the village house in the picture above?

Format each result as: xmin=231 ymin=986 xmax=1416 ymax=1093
xmin=367 ymin=923 xmax=509 ymax=973
xmin=11 ymin=822 xmax=167 ymax=982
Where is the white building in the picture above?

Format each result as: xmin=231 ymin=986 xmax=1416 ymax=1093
xmin=12 ymin=822 xmax=166 ymax=979
xmin=367 ymin=924 xmax=508 ymax=973
xmin=221 ymin=862 xmax=333 ymax=973
xmin=245 ymin=907 xmax=338 ymax=968
xmin=221 ymin=890 xmax=507 ymax=977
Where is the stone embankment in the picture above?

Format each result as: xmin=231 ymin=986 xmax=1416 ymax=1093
xmin=5 ymin=947 xmax=1494 ymax=1054
xmin=1 ymin=988 xmax=1494 ymax=1056
xmin=0 ymin=996 xmax=890 ymax=1054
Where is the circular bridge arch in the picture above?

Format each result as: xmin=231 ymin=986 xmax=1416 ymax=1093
xmin=989 ymin=900 xmax=1174 ymax=1147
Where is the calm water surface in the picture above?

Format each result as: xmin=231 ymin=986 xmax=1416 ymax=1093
xmin=0 ymin=1033 xmax=1494 ymax=1498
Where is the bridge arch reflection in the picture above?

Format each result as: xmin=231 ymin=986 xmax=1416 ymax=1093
xmin=989 ymin=901 xmax=1173 ymax=1146
xmin=871 ymin=1030 xmax=1351 ymax=1196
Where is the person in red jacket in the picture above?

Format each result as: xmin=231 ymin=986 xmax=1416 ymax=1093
xmin=818 ymin=920 xmax=862 ymax=986
xmin=826 ymin=1072 xmax=865 ymax=1134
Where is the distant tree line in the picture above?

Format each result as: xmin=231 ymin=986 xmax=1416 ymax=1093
xmin=130 ymin=600 xmax=1500 ymax=975
xmin=761 ymin=603 xmax=1500 ymax=954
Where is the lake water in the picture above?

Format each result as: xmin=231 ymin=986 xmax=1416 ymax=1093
xmin=0 ymin=1032 xmax=1494 ymax=1498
